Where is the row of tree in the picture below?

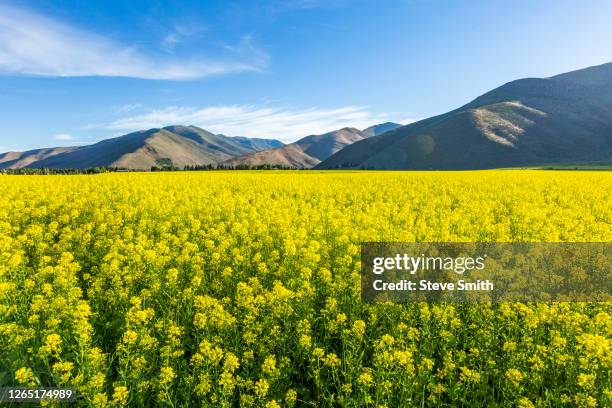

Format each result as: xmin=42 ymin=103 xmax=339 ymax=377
xmin=1 ymin=163 xmax=298 ymax=175
xmin=180 ymin=163 xmax=297 ymax=171
xmin=0 ymin=167 xmax=111 ymax=175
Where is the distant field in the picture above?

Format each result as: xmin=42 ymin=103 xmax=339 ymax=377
xmin=539 ymin=164 xmax=612 ymax=170
xmin=511 ymin=162 xmax=612 ymax=170
xmin=1 ymin=171 xmax=610 ymax=407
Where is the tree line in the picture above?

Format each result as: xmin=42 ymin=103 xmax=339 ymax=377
xmin=1 ymin=163 xmax=298 ymax=175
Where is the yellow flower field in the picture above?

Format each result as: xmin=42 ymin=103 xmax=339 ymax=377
xmin=0 ymin=171 xmax=610 ymax=407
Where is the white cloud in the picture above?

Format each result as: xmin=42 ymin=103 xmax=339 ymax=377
xmin=108 ymin=105 xmax=407 ymax=142
xmin=0 ymin=5 xmax=267 ymax=79
xmin=53 ymin=133 xmax=76 ymax=141
xmin=115 ymin=103 xmax=142 ymax=114
xmin=161 ymin=33 xmax=182 ymax=52
xmin=161 ymin=22 xmax=206 ymax=53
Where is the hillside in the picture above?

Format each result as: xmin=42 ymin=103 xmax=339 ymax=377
xmin=0 ymin=146 xmax=79 ymax=169
xmin=226 ymin=126 xmax=377 ymax=169
xmin=362 ymin=122 xmax=402 ymax=137
xmin=224 ymin=143 xmax=321 ymax=168
xmin=0 ymin=126 xmax=284 ymax=170
xmin=229 ymin=136 xmax=284 ymax=151
xmin=317 ymin=63 xmax=612 ymax=169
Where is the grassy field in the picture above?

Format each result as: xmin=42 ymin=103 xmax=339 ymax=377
xmin=518 ymin=162 xmax=612 ymax=170
xmin=0 ymin=171 xmax=610 ymax=407
xmin=538 ymin=165 xmax=612 ymax=170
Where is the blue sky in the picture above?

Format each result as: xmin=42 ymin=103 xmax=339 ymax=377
xmin=1 ymin=0 xmax=612 ymax=151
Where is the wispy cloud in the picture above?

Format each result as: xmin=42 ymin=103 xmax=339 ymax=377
xmin=115 ymin=103 xmax=143 ymax=114
xmin=270 ymin=0 xmax=327 ymax=12
xmin=53 ymin=133 xmax=76 ymax=141
xmin=161 ymin=21 xmax=207 ymax=52
xmin=108 ymin=105 xmax=407 ymax=142
xmin=0 ymin=4 xmax=267 ymax=80
xmin=161 ymin=33 xmax=182 ymax=52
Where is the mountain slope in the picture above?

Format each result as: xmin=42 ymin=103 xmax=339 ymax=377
xmin=317 ymin=63 xmax=612 ymax=169
xmin=228 ymin=136 xmax=284 ymax=151
xmin=362 ymin=122 xmax=402 ymax=137
xmin=0 ymin=126 xmax=284 ymax=170
xmin=225 ymin=144 xmax=321 ymax=168
xmin=0 ymin=147 xmax=79 ymax=169
xmin=225 ymin=127 xmax=369 ymax=168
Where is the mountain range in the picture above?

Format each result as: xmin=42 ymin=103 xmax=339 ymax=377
xmin=225 ymin=123 xmax=401 ymax=168
xmin=318 ymin=63 xmax=612 ymax=169
xmin=0 ymin=126 xmax=284 ymax=170
xmin=2 ymin=63 xmax=611 ymax=171
xmin=0 ymin=123 xmax=400 ymax=170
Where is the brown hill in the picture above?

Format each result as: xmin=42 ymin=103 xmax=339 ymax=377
xmin=225 ymin=143 xmax=321 ymax=168
xmin=0 ymin=146 xmax=78 ymax=169
xmin=225 ymin=127 xmax=371 ymax=168
xmin=0 ymin=126 xmax=283 ymax=170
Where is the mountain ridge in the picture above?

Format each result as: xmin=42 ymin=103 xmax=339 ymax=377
xmin=0 ymin=126 xmax=284 ymax=170
xmin=225 ymin=126 xmax=381 ymax=169
xmin=362 ymin=122 xmax=402 ymax=137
